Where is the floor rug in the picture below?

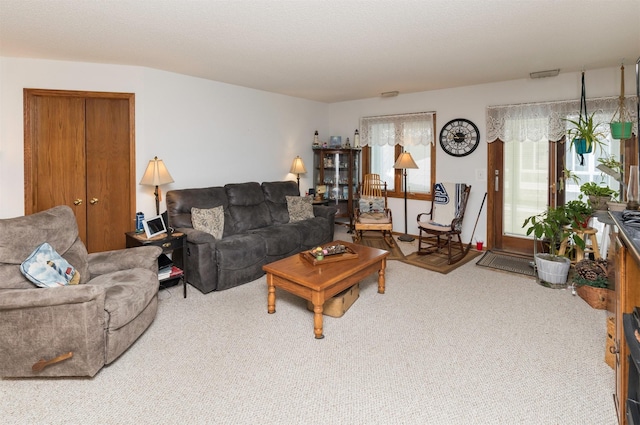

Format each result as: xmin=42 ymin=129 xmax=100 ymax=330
xmin=351 ymin=234 xmax=405 ymax=261
xmin=475 ymin=250 xmax=537 ymax=278
xmin=402 ymin=249 xmax=482 ymax=274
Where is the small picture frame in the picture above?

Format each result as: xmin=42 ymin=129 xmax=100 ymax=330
xmin=143 ymin=215 xmax=168 ymax=239
xmin=329 ymin=136 xmax=342 ymax=148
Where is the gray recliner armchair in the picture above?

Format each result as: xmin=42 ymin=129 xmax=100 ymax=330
xmin=0 ymin=206 xmax=162 ymax=377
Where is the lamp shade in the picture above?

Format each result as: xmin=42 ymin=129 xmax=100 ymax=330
xmin=290 ymin=156 xmax=307 ymax=174
xmin=139 ymin=156 xmax=174 ymax=186
xmin=393 ymin=152 xmax=418 ymax=169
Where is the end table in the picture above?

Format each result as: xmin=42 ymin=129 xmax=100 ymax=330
xmin=125 ymin=231 xmax=188 ymax=298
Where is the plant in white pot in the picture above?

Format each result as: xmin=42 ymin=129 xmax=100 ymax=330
xmin=523 ymin=205 xmax=587 ymax=287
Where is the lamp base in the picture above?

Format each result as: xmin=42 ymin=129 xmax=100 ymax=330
xmin=397 ymin=234 xmax=415 ymax=242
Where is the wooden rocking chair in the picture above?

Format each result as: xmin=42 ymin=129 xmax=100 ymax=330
xmin=353 ymin=174 xmax=395 ymax=247
xmin=416 ymin=182 xmax=471 ymax=264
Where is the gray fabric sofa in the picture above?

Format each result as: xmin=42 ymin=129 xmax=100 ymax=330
xmin=0 ymin=206 xmax=162 ymax=377
xmin=166 ymin=181 xmax=337 ymax=293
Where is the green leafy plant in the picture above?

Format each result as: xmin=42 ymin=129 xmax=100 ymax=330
xmin=565 ymin=198 xmax=594 ymax=228
xmin=565 ymin=111 xmax=607 ymax=154
xmin=579 ymin=181 xmax=616 ymax=198
xmin=522 ymin=205 xmax=586 ymax=257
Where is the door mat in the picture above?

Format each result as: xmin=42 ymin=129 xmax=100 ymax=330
xmin=475 ymin=250 xmax=536 ymax=278
xmin=352 ymin=234 xmax=405 ymax=261
xmin=402 ymin=249 xmax=482 ymax=274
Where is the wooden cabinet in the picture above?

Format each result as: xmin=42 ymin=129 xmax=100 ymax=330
xmin=24 ymin=89 xmax=135 ymax=253
xmin=612 ymin=216 xmax=640 ymax=425
xmin=313 ymin=148 xmax=360 ymax=229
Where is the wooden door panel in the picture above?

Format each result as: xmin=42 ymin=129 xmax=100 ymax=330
xmin=86 ymin=98 xmax=131 ymax=252
xmin=28 ymin=95 xmax=88 ymax=238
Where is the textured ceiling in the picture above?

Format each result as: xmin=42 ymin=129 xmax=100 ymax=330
xmin=1 ymin=0 xmax=639 ymax=103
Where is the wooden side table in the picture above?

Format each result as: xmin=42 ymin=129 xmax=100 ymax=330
xmin=125 ymin=231 xmax=188 ymax=298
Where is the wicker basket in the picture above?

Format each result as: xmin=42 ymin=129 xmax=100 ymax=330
xmin=576 ymin=284 xmax=610 ymax=309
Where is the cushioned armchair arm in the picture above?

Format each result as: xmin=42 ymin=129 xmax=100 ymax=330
xmin=177 ymin=227 xmax=217 ymax=244
xmin=0 ymin=285 xmax=105 ymax=310
xmin=88 ymin=245 xmax=162 ymax=277
xmin=313 ymin=205 xmax=338 ymax=220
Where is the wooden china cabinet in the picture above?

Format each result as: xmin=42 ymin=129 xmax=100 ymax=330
xmin=313 ymin=148 xmax=360 ymax=230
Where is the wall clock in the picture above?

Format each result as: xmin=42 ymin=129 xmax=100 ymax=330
xmin=439 ymin=118 xmax=480 ymax=157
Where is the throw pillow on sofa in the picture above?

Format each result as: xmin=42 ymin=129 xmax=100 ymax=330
xmin=286 ymin=196 xmax=314 ymax=222
xmin=20 ymin=242 xmax=81 ymax=287
xmin=191 ymin=206 xmax=224 ymax=239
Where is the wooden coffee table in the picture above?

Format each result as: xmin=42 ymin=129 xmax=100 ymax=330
xmin=262 ymin=240 xmax=389 ymax=339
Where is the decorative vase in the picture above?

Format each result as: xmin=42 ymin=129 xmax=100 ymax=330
xmin=535 ymin=253 xmax=570 ymax=287
xmin=573 ymin=138 xmax=592 ymax=155
xmin=610 ymin=122 xmax=632 ymax=140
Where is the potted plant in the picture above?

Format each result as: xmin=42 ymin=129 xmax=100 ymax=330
xmin=565 ymin=197 xmax=594 ymax=229
xmin=565 ymin=111 xmax=607 ymax=157
xmin=597 ymin=155 xmax=627 ymax=211
xmin=610 ymin=64 xmax=633 ymax=140
xmin=572 ymin=258 xmax=610 ymax=309
xmin=523 ymin=205 xmax=586 ymax=286
xmin=580 ymin=181 xmax=617 ymax=211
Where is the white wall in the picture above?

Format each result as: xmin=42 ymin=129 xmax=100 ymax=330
xmin=0 ymin=57 xmax=328 ymax=219
xmin=328 ymin=66 xmax=636 ymax=244
xmin=1 ymin=57 xmax=634 ymax=246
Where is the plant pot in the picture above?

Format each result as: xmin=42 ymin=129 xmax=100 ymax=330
xmin=588 ymin=195 xmax=610 ymax=211
xmin=575 ymin=285 xmax=610 ymax=309
xmin=610 ymin=122 xmax=632 ymax=140
xmin=607 ymin=201 xmax=626 ymax=212
xmin=572 ymin=138 xmax=592 ymax=155
xmin=535 ymin=253 xmax=570 ymax=286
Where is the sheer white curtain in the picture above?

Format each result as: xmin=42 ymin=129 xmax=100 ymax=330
xmin=360 ymin=112 xmax=434 ymax=193
xmin=487 ymin=96 xmax=638 ymax=143
xmin=360 ymin=112 xmax=434 ymax=146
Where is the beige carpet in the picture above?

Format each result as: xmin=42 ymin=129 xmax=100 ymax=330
xmin=1 ymin=255 xmax=615 ymax=425
xmin=0 ymin=226 xmax=616 ymax=424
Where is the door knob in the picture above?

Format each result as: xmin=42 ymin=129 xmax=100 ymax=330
xmin=73 ymin=199 xmax=83 ymax=205
xmin=90 ymin=198 xmax=99 ymax=205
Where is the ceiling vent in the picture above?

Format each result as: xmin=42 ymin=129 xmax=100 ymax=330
xmin=530 ymin=69 xmax=560 ymax=79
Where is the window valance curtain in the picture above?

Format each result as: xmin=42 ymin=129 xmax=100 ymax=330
xmin=486 ymin=96 xmax=638 ymax=143
xmin=360 ymin=112 xmax=434 ymax=146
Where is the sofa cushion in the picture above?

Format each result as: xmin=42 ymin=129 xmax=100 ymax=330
xmin=250 ymin=224 xmax=301 ymax=257
xmin=191 ymin=206 xmax=224 ymax=239
xmin=215 ymin=234 xmax=267 ymax=291
xmin=262 ymin=181 xmax=300 ymax=224
xmin=286 ymin=196 xmax=314 ymax=222
xmin=226 ymin=182 xmax=272 ymax=233
xmin=289 ymin=217 xmax=332 ymax=250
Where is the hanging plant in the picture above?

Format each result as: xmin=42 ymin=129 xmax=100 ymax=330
xmin=564 ymin=71 xmax=606 ymax=165
xmin=610 ymin=63 xmax=633 ymax=140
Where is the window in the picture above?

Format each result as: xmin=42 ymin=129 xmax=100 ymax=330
xmin=360 ymin=112 xmax=435 ymax=199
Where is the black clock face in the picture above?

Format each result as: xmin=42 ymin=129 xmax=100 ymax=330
xmin=439 ymin=119 xmax=480 ymax=157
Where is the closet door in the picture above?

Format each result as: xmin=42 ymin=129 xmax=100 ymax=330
xmin=24 ymin=89 xmax=135 ymax=253
xmin=85 ymin=98 xmax=132 ymax=252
